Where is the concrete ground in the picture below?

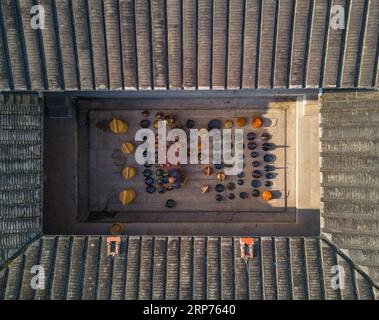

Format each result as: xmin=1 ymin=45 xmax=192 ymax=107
xmin=43 ymin=92 xmax=320 ymax=236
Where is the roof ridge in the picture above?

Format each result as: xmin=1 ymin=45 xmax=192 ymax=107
xmin=320 ymin=236 xmax=379 ymax=289
xmin=0 ymin=233 xmax=43 ymax=273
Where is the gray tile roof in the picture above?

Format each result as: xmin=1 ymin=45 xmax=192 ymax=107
xmin=0 ymin=93 xmax=43 ymax=266
xmin=0 ymin=0 xmax=378 ymax=91
xmin=0 ymin=236 xmax=377 ymax=300
xmin=321 ymin=90 xmax=379 ymax=285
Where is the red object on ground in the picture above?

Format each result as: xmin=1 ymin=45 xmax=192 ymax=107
xmin=252 ymin=117 xmax=263 ymax=128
